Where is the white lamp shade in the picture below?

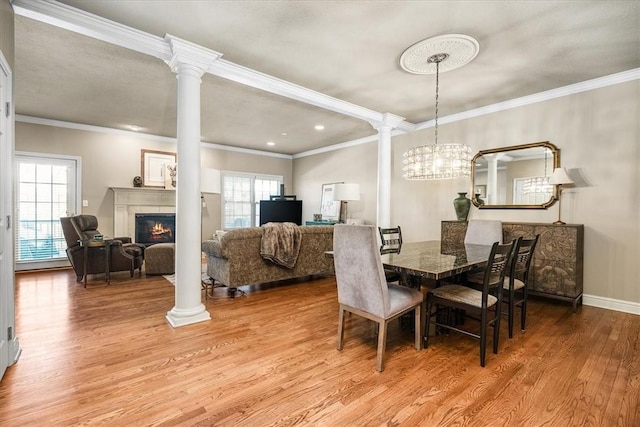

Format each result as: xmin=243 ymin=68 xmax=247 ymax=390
xmin=548 ymin=167 xmax=574 ymax=185
xmin=334 ymin=183 xmax=360 ymax=201
xmin=200 ymin=168 xmax=221 ymax=194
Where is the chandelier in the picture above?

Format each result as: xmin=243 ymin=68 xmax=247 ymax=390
xmin=400 ymin=36 xmax=477 ymax=181
xmin=522 ymin=147 xmax=552 ymax=195
xmin=522 ymin=177 xmax=552 ymax=195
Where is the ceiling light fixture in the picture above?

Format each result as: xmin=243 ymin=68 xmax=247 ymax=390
xmin=266 ymin=141 xmax=275 ymax=146
xmin=400 ymin=35 xmax=478 ymax=180
xmin=522 ymin=148 xmax=552 ymax=195
xmin=314 ymin=125 xmax=325 ymax=131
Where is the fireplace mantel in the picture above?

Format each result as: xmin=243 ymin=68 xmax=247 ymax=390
xmin=110 ymin=187 xmax=176 ymax=240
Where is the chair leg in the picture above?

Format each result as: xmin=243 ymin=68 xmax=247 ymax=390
xmin=480 ymin=309 xmax=487 ymax=367
xmin=508 ymin=289 xmax=515 ymax=339
xmin=493 ymin=302 xmax=502 ymax=355
xmin=414 ymin=304 xmax=422 ymax=351
xmin=521 ymin=289 xmax=528 ymax=331
xmin=337 ymin=306 xmax=345 ymax=351
xmin=424 ymin=295 xmax=433 ymax=348
xmin=376 ymin=320 xmax=388 ymax=372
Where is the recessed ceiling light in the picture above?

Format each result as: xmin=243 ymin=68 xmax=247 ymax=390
xmin=314 ymin=125 xmax=325 ymax=131
xmin=281 ymin=132 xmax=288 ymax=136
xmin=127 ymin=124 xmax=142 ymax=131
xmin=267 ymin=141 xmax=275 ymax=146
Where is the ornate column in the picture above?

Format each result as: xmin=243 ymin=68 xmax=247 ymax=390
xmin=371 ymin=113 xmax=405 ymax=228
xmin=164 ymin=35 xmax=221 ymax=327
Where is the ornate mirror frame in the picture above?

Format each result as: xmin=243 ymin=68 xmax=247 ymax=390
xmin=471 ymin=141 xmax=560 ymax=209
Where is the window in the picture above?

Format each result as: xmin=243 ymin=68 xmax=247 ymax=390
xmin=15 ymin=153 xmax=80 ymax=265
xmin=222 ymin=172 xmax=282 ymax=229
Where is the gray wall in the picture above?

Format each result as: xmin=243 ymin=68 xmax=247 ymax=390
xmin=16 ymin=122 xmax=293 ymax=241
xmin=0 ymin=0 xmax=14 ymax=68
xmin=293 ymin=80 xmax=640 ymax=305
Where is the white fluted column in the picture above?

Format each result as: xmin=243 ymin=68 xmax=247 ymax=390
xmin=371 ymin=113 xmax=405 ymax=228
xmin=165 ymin=35 xmax=221 ymax=327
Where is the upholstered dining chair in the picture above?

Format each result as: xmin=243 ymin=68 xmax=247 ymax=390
xmin=334 ymin=224 xmax=423 ymax=372
xmin=425 ymin=239 xmax=515 ymax=367
xmin=378 ymin=226 xmax=403 ymax=284
xmin=464 ymin=219 xmax=503 ymax=245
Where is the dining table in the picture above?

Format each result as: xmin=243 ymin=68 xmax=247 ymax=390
xmin=326 ymin=240 xmax=494 ymax=286
xmin=379 ymin=240 xmax=494 ymax=284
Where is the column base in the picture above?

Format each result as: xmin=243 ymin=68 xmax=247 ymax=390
xmin=9 ymin=337 xmax=21 ymax=366
xmin=166 ymin=304 xmax=211 ymax=327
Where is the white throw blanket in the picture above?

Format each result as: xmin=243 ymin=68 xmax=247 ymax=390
xmin=260 ymin=222 xmax=302 ymax=269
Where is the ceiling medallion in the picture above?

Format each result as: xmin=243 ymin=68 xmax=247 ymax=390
xmin=400 ymin=34 xmax=479 ymax=75
xmin=400 ymin=34 xmax=478 ymax=181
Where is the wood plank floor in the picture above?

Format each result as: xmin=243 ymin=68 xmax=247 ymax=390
xmin=0 ymin=269 xmax=639 ymax=426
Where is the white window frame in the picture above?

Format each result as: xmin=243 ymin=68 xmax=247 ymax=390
xmin=221 ymin=171 xmax=283 ymax=230
xmin=14 ymin=152 xmax=82 ymax=271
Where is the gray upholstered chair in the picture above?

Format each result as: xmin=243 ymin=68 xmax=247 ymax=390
xmin=333 ymin=224 xmax=423 ymax=372
xmin=464 ymin=219 xmax=503 ymax=245
xmin=425 ymin=239 xmax=515 ymax=367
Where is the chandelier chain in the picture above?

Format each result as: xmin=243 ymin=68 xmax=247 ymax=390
xmin=434 ymin=60 xmax=439 ymax=146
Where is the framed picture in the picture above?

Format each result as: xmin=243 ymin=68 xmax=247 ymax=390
xmin=320 ymin=182 xmax=343 ymax=222
xmin=141 ymin=149 xmax=176 ymax=187
xmin=474 ymin=185 xmax=486 ymax=198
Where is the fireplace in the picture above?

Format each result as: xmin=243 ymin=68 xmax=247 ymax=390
xmin=135 ymin=213 xmax=176 ymax=246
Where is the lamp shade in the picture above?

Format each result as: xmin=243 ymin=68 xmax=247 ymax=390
xmin=548 ymin=168 xmax=573 ymax=185
xmin=334 ymin=183 xmax=360 ymax=201
xmin=200 ymin=168 xmax=221 ymax=194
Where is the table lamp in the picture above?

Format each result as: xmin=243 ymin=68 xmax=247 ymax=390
xmin=548 ymin=167 xmax=574 ymax=225
xmin=334 ymin=183 xmax=360 ymax=223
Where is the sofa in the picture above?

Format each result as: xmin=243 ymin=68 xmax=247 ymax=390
xmin=201 ymin=225 xmax=334 ymax=296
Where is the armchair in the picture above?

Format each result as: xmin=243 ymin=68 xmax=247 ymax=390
xmin=60 ymin=215 xmax=144 ymax=284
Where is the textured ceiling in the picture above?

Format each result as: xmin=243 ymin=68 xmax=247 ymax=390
xmin=14 ymin=1 xmax=640 ymax=155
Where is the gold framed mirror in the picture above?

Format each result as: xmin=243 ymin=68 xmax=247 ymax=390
xmin=471 ymin=141 xmax=560 ymax=209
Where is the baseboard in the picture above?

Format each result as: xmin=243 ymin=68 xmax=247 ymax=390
xmin=583 ymin=294 xmax=640 ymax=315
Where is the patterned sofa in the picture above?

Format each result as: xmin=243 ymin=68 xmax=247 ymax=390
xmin=201 ymin=225 xmax=334 ymax=296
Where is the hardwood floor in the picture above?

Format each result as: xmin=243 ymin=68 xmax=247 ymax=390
xmin=1 ymin=269 xmax=639 ymax=426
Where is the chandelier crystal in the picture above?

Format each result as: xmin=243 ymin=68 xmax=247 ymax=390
xmin=522 ymin=176 xmax=553 ymax=195
xmin=522 ymin=146 xmax=552 ymax=195
xmin=402 ymin=144 xmax=472 ymax=180
xmin=401 ymin=51 xmax=472 ymax=181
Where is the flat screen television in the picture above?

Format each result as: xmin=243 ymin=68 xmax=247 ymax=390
xmin=259 ymin=200 xmax=303 ymax=225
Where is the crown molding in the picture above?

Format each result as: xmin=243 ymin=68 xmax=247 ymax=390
xmin=12 ymin=1 xmax=639 ymax=160
xmin=296 ymin=68 xmax=640 ymax=158
xmin=11 ymin=0 xmax=171 ymax=60
xmin=12 ymin=0 xmax=412 ymax=129
xmin=15 ymin=115 xmax=292 ymax=159
xmin=414 ymin=68 xmax=640 ymax=131
xmin=292 ymin=128 xmax=408 ymax=159
xmin=207 ymin=59 xmax=393 ymax=126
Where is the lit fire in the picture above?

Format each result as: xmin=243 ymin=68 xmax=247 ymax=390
xmin=149 ymin=222 xmax=173 ymax=240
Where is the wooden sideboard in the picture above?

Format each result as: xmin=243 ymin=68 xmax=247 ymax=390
xmin=442 ymin=221 xmax=584 ymax=310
